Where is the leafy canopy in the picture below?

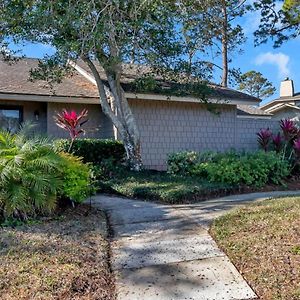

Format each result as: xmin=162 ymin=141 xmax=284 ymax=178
xmin=1 ymin=1 xmax=217 ymax=106
xmin=254 ymin=0 xmax=300 ymax=47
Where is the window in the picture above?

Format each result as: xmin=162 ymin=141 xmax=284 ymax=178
xmin=0 ymin=106 xmax=23 ymax=133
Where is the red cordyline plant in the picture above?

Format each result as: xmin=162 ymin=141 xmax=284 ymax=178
xmin=55 ymin=109 xmax=88 ymax=152
xmin=294 ymin=139 xmax=300 ymax=158
xmin=257 ymin=128 xmax=272 ymax=152
xmin=280 ymin=119 xmax=298 ymax=141
xmin=272 ymin=132 xmax=283 ymax=153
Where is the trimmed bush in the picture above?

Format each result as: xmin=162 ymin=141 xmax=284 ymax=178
xmin=204 ymin=151 xmax=290 ymax=187
xmin=54 ymin=139 xmax=125 ymax=165
xmin=168 ymin=150 xmax=290 ymax=187
xmin=167 ymin=151 xmax=219 ymax=175
xmin=60 ymin=153 xmax=93 ymax=203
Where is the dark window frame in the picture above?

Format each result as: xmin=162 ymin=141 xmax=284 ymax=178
xmin=0 ymin=105 xmax=24 ymax=123
xmin=0 ymin=105 xmax=24 ymax=133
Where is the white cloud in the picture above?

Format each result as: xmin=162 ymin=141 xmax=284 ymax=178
xmin=255 ymin=52 xmax=290 ymax=79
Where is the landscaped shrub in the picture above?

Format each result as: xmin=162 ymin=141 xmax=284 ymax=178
xmin=258 ymin=119 xmax=300 ymax=166
xmin=0 ymin=129 xmax=63 ymax=220
xmin=59 ymin=153 xmax=93 ymax=203
xmin=168 ymin=150 xmax=290 ymax=187
xmin=204 ymin=151 xmax=290 ymax=187
xmin=0 ymin=125 xmax=95 ymax=221
xmin=54 ymin=139 xmax=125 ymax=165
xmin=168 ymin=151 xmax=219 ymax=175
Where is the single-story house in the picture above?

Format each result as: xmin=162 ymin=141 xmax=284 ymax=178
xmin=260 ymin=78 xmax=300 ymax=121
xmin=0 ymin=58 xmax=278 ymax=169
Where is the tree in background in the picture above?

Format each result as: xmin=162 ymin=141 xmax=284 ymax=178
xmin=1 ymin=0 xmax=189 ymax=171
xmin=179 ymin=0 xmax=251 ymax=87
xmin=254 ymin=0 xmax=300 ymax=47
xmin=237 ymin=71 xmax=276 ymax=99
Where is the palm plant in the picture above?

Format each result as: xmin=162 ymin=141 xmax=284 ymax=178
xmin=0 ymin=124 xmax=63 ymax=220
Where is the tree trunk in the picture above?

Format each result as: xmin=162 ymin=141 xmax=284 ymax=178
xmin=221 ymin=1 xmax=228 ymax=88
xmin=122 ymin=132 xmax=143 ymax=171
xmin=83 ymin=57 xmax=143 ymax=171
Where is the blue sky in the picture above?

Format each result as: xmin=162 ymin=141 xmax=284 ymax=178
xmin=8 ymin=2 xmax=299 ymax=105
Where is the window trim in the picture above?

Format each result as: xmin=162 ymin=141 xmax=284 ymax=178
xmin=0 ymin=105 xmax=24 ymax=125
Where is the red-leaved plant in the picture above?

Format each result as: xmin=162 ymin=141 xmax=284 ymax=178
xmin=257 ymin=128 xmax=272 ymax=152
xmin=258 ymin=119 xmax=300 ymax=172
xmin=272 ymin=132 xmax=283 ymax=153
xmin=294 ymin=139 xmax=300 ymax=158
xmin=55 ymin=109 xmax=88 ymax=152
xmin=280 ymin=119 xmax=298 ymax=142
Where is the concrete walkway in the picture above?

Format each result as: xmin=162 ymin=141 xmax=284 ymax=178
xmin=91 ymin=190 xmax=300 ymax=300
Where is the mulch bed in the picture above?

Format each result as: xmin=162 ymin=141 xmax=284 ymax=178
xmin=193 ymin=177 xmax=300 ymax=202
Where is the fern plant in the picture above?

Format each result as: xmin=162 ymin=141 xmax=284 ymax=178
xmin=0 ymin=125 xmax=63 ymax=220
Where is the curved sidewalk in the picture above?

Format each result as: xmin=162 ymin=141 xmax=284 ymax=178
xmin=91 ymin=190 xmax=300 ymax=300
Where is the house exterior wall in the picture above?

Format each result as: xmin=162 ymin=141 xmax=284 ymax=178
xmin=47 ymin=102 xmax=114 ymax=139
xmin=271 ymin=108 xmax=300 ymax=121
xmin=129 ymin=99 xmax=237 ymax=169
xmin=0 ymin=98 xmax=281 ymax=170
xmin=0 ymin=99 xmax=47 ymax=133
xmin=129 ymin=99 xmax=280 ymax=170
xmin=235 ymin=118 xmax=279 ymax=151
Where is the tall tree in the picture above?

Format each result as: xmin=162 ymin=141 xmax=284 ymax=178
xmin=1 ymin=0 xmax=190 ymax=170
xmin=254 ymin=0 xmax=300 ymax=47
xmin=179 ymin=0 xmax=251 ymax=87
xmin=237 ymin=70 xmax=276 ymax=99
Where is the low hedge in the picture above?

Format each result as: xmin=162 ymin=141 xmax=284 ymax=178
xmin=168 ymin=150 xmax=291 ymax=187
xmin=54 ymin=139 xmax=125 ymax=165
xmin=60 ymin=152 xmax=93 ymax=203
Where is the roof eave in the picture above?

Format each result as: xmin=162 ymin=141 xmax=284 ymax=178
xmin=125 ymin=92 xmax=260 ymax=105
xmin=237 ymin=115 xmax=273 ymax=119
xmin=267 ymin=103 xmax=300 ymax=114
xmin=0 ymin=92 xmax=100 ymax=104
xmin=0 ymin=91 xmax=260 ymax=106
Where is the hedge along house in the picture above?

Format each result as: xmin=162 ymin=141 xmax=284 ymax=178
xmin=0 ymin=58 xmax=277 ymax=170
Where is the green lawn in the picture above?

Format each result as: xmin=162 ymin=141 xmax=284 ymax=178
xmin=210 ymin=197 xmax=300 ymax=300
xmin=100 ymin=170 xmax=235 ymax=204
xmin=0 ymin=205 xmax=115 ymax=300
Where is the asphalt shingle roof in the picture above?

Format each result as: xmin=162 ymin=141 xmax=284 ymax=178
xmin=0 ymin=58 xmax=260 ymax=104
xmin=0 ymin=58 xmax=98 ymax=98
xmin=237 ymin=104 xmax=272 ymax=116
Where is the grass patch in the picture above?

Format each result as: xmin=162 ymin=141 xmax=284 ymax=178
xmin=210 ymin=196 xmax=300 ymax=300
xmin=0 ymin=205 xmax=115 ymax=300
xmin=100 ymin=170 xmax=234 ymax=204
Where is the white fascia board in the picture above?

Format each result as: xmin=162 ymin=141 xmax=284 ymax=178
xmin=0 ymin=91 xmax=259 ymax=106
xmin=68 ymin=60 xmax=97 ymax=85
xmin=260 ymin=98 xmax=298 ymax=110
xmin=268 ymin=104 xmax=300 ymax=114
xmin=125 ymin=92 xmax=259 ymax=106
xmin=0 ymin=93 xmax=100 ymax=104
xmin=237 ymin=115 xmax=272 ymax=120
